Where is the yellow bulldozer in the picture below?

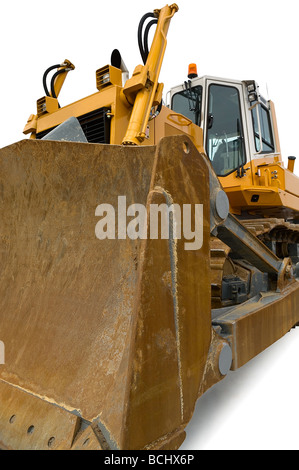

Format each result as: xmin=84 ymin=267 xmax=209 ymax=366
xmin=0 ymin=4 xmax=299 ymax=450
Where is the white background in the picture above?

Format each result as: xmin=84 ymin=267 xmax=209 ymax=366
xmin=1 ymin=0 xmax=299 ymax=450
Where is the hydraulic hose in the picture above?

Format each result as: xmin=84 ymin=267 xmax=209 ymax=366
xmin=137 ymin=11 xmax=161 ymax=116
xmin=143 ymin=19 xmax=158 ymax=60
xmin=43 ymin=64 xmax=61 ymax=96
xmin=138 ymin=12 xmax=157 ymax=64
xmin=50 ymin=68 xmax=67 ymax=99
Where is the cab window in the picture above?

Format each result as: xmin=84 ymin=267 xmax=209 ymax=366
xmin=251 ymin=104 xmax=274 ymax=153
xmin=171 ymin=85 xmax=202 ymax=126
xmin=206 ymin=84 xmax=246 ymax=176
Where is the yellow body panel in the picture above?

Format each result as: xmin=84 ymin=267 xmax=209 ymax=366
xmin=219 ymin=155 xmax=299 ymax=218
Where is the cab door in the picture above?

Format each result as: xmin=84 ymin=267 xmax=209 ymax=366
xmin=204 ymin=79 xmax=250 ymax=180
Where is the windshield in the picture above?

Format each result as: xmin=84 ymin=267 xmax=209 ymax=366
xmin=171 ymin=84 xmax=202 ymax=126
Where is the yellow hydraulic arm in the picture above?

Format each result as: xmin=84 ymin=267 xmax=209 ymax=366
xmin=48 ymin=60 xmax=75 ymax=99
xmin=122 ymin=4 xmax=178 ymax=145
xmin=23 ymin=60 xmax=75 ymax=136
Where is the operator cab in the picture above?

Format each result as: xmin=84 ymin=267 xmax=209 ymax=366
xmin=169 ymin=72 xmax=278 ymax=178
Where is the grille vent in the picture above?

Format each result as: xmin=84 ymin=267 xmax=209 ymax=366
xmin=36 ymin=107 xmax=111 ymax=144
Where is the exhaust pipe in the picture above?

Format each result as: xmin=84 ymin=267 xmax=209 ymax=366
xmin=111 ymin=49 xmax=129 ymax=85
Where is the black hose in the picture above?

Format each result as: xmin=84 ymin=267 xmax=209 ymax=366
xmin=43 ymin=64 xmax=61 ymax=96
xmin=50 ymin=68 xmax=67 ymax=99
xmin=138 ymin=12 xmax=156 ymax=64
xmin=137 ymin=12 xmax=162 ymax=116
xmin=143 ymin=19 xmax=158 ymax=60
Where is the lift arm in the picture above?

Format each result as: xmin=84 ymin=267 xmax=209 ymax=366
xmin=122 ymin=4 xmax=178 ymax=145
